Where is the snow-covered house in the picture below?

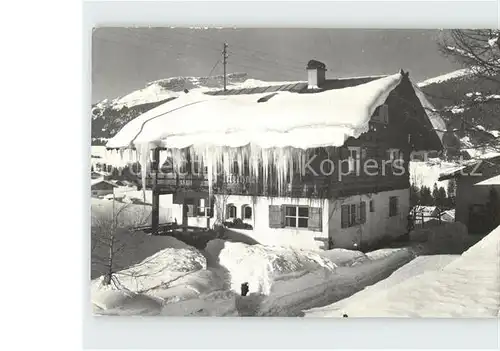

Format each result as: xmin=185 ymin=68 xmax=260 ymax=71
xmin=439 ymin=154 xmax=500 ymax=234
xmin=105 ymin=60 xmax=445 ymax=250
xmin=91 ymin=179 xmax=118 ymax=197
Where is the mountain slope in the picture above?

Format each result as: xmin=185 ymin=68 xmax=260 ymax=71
xmin=92 ymin=73 xmax=250 ymax=143
xmin=418 ymin=69 xmax=500 ymax=157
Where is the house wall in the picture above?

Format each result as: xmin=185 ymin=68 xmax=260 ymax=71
xmin=214 ymin=194 xmax=330 ymax=250
xmin=455 ymin=177 xmax=500 ymax=230
xmin=91 ymin=189 xmax=114 ymax=197
xmin=328 ymin=188 xmax=410 ymax=249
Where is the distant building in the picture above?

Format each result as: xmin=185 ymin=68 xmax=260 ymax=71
xmin=439 ymin=154 xmax=500 ymax=234
xmin=410 ymin=205 xmax=455 ymax=228
xmin=91 ymin=179 xmax=118 ymax=197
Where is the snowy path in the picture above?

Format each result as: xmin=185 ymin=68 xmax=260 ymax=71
xmin=305 ymin=225 xmax=500 ymax=317
xmin=255 ymin=248 xmax=415 ymax=316
xmin=157 ymin=247 xmax=416 ymax=317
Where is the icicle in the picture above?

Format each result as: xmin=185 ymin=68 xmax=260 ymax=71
xmin=136 ymin=142 xmax=152 ymax=202
xmin=159 ymin=149 xmax=169 ymax=172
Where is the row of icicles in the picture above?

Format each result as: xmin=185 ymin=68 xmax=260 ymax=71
xmin=104 ymin=144 xmax=342 ymax=197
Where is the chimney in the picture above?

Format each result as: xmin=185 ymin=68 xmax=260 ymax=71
xmin=307 ymin=59 xmax=327 ymax=89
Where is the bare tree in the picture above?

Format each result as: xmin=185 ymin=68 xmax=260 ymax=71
xmin=91 ymin=195 xmax=151 ymax=286
xmin=428 ymin=30 xmax=500 ymax=156
xmin=440 ymin=29 xmax=500 ymax=79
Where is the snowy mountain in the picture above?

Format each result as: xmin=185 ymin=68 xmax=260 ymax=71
xmin=92 ymin=73 xmax=253 ymax=143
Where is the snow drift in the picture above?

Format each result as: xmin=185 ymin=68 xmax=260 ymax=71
xmin=205 ymin=239 xmax=337 ymax=295
xmin=91 ymin=236 xmax=224 ymax=314
xmin=306 ymin=224 xmax=500 ymax=317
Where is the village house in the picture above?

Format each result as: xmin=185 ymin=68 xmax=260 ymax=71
xmin=91 ymin=179 xmax=118 ymax=198
xmin=105 ymin=60 xmax=446 ymax=250
xmin=410 ymin=205 xmax=455 ymax=228
xmin=439 ymin=154 xmax=500 ymax=234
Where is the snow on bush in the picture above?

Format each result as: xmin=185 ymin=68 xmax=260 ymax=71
xmin=91 ymin=236 xmax=213 ymax=312
xmin=111 ymin=245 xmax=207 ymax=292
xmin=205 ymin=239 xmax=337 ymax=295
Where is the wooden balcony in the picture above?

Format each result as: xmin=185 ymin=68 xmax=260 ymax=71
xmin=140 ymin=171 xmax=410 ymax=198
xmin=142 ymin=173 xmax=210 ymax=193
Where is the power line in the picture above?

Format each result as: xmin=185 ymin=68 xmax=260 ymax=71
xmin=208 ymin=58 xmax=221 ymax=77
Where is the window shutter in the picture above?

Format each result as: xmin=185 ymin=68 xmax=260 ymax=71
xmin=360 ymin=201 xmax=366 ymax=224
xmin=241 ymin=205 xmax=246 ymax=219
xmin=308 ymin=207 xmax=322 ymax=232
xmin=269 ymin=205 xmax=284 ymax=228
xmin=341 ymin=205 xmax=349 ymax=228
xmin=382 ymin=104 xmax=389 ymax=124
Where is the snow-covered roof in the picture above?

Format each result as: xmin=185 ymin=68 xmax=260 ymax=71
xmin=439 ymin=153 xmax=500 ymax=180
xmin=107 ymin=72 xmax=436 ymax=150
xmin=475 ymin=174 xmax=500 ymax=186
xmin=91 ymin=179 xmax=118 ymax=188
xmin=411 ymin=83 xmax=446 ymax=145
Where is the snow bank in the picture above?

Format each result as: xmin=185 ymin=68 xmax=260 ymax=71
xmin=257 ymin=247 xmax=415 ymax=316
xmin=304 ymin=254 xmax=459 ymax=317
xmin=320 ymin=248 xmax=368 ymax=266
xmin=306 ymin=225 xmax=500 ymax=317
xmin=205 ymin=239 xmax=337 ymax=295
xmin=91 ymin=236 xmax=225 ymax=314
xmin=110 ymin=246 xmax=206 ymax=292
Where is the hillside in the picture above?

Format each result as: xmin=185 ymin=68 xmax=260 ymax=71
xmin=91 ymin=73 xmax=250 ymax=143
xmin=418 ymin=69 xmax=500 ymax=156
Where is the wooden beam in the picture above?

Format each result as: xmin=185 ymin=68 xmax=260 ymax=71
xmin=151 ymin=148 xmax=160 ymax=235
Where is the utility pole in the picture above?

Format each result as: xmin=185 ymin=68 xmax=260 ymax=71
xmin=223 ymin=43 xmax=228 ymax=91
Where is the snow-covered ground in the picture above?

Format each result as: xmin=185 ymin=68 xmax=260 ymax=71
xmin=91 ymin=236 xmax=416 ymax=317
xmin=305 ymin=225 xmax=500 ymax=317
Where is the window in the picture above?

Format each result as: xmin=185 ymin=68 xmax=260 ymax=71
xmin=285 ymin=206 xmax=309 ymax=228
xmin=198 ymin=198 xmax=206 ymax=216
xmin=226 ymin=204 xmax=237 ymax=219
xmin=372 ymin=104 xmax=389 ymax=124
xmin=350 ymin=204 xmax=356 ymax=226
xmin=341 ymin=202 xmax=367 ymax=228
xmin=360 ymin=201 xmax=366 ymax=224
xmin=243 ymin=205 xmax=252 ymax=220
xmin=389 ymin=196 xmax=398 ymax=217
xmin=369 ymin=199 xmax=375 ymax=212
xmin=348 ymin=147 xmax=360 ymax=174
xmin=185 ymin=198 xmax=195 ymax=217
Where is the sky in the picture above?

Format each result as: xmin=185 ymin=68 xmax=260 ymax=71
xmin=92 ymin=28 xmax=461 ymax=103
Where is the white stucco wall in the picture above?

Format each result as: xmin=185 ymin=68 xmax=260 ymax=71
xmin=213 ymin=195 xmax=330 ymax=250
xmin=328 ymin=189 xmax=410 ymax=249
